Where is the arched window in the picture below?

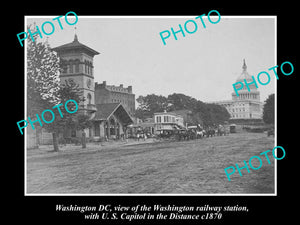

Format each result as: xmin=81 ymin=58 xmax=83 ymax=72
xmin=69 ymin=60 xmax=74 ymax=73
xmin=74 ymin=59 xmax=80 ymax=73
xmin=90 ymin=61 xmax=93 ymax=75
xmin=84 ymin=60 xmax=88 ymax=74
xmin=66 ymin=65 xmax=70 ymax=74
xmin=87 ymin=93 xmax=92 ymax=104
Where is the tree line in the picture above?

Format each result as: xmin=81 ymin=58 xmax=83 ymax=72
xmin=135 ymin=93 xmax=231 ymax=126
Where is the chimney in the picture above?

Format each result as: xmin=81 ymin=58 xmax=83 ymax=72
xmin=120 ymin=84 xmax=123 ymax=88
xmin=103 ymin=81 xmax=106 ymax=87
xmin=128 ymin=85 xmax=132 ymax=93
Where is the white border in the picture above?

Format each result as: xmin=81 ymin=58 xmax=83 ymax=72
xmin=24 ymin=15 xmax=277 ymax=196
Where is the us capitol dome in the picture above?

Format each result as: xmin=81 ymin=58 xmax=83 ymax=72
xmin=212 ymin=59 xmax=263 ymax=124
xmin=232 ymin=59 xmax=260 ymax=102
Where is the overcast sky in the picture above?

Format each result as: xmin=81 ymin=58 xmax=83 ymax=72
xmin=26 ymin=16 xmax=276 ymax=103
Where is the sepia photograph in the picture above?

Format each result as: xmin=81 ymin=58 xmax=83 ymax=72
xmin=24 ymin=15 xmax=276 ymax=195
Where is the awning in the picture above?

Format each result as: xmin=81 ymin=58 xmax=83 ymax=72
xmin=156 ymin=124 xmax=175 ymax=131
xmin=130 ymin=123 xmax=155 ymax=128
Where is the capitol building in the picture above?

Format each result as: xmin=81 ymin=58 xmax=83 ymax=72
xmin=212 ymin=59 xmax=263 ymax=124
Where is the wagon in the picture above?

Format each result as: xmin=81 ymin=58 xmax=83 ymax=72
xmin=229 ymin=124 xmax=236 ymax=133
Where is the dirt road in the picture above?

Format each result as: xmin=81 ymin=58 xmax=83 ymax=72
xmin=26 ymin=132 xmax=275 ymax=194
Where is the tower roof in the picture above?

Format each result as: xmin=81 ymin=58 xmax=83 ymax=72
xmin=52 ymin=34 xmax=100 ymax=57
xmin=236 ymin=59 xmax=253 ymax=83
xmin=232 ymin=59 xmax=259 ymax=96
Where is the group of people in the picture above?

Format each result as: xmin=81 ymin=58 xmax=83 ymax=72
xmin=135 ymin=132 xmax=149 ymax=141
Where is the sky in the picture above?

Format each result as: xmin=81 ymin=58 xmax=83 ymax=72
xmin=26 ymin=15 xmax=276 ymax=104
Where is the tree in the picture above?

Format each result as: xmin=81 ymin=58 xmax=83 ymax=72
xmin=135 ymin=94 xmax=168 ymax=120
xmin=167 ymin=93 xmax=199 ymax=111
xmin=205 ymin=103 xmax=230 ymax=125
xmin=27 ymin=25 xmax=61 ymax=150
xmin=41 ymin=79 xmax=85 ymax=151
xmin=263 ymin=93 xmax=275 ymax=125
xmin=167 ymin=93 xmax=230 ymax=125
xmin=26 ymin=25 xmax=87 ymax=151
xmin=27 ymin=25 xmax=60 ymax=116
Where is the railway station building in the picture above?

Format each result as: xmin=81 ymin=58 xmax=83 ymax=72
xmin=27 ymin=34 xmax=134 ymax=147
xmin=52 ymin=34 xmax=134 ymax=140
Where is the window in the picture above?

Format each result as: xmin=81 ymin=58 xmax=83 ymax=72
xmin=164 ymin=116 xmax=168 ymax=123
xmin=87 ymin=93 xmax=92 ymax=104
xmin=156 ymin=116 xmax=161 ymax=123
xmin=84 ymin=60 xmax=92 ymax=74
xmin=69 ymin=60 xmax=74 ymax=73
xmin=75 ymin=61 xmax=79 ymax=73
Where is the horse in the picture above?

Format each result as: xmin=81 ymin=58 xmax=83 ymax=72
xmin=187 ymin=129 xmax=197 ymax=140
xmin=176 ymin=130 xmax=193 ymax=141
xmin=196 ymin=130 xmax=204 ymax=139
xmin=206 ymin=128 xmax=215 ymax=137
xmin=217 ymin=125 xmax=226 ymax=136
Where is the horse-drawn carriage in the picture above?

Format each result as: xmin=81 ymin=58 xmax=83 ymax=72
xmin=157 ymin=125 xmax=203 ymax=141
xmin=216 ymin=124 xmax=229 ymax=136
xmin=156 ymin=127 xmax=194 ymax=141
xmin=155 ymin=123 xmax=229 ymax=141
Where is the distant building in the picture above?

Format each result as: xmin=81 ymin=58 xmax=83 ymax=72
xmin=128 ymin=111 xmax=187 ymax=137
xmin=95 ymin=81 xmax=135 ymax=118
xmin=212 ymin=59 xmax=263 ymax=124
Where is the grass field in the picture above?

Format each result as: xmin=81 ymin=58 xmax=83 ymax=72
xmin=26 ymin=132 xmax=275 ymax=194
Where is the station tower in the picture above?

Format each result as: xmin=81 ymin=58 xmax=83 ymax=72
xmin=52 ymin=34 xmax=100 ymax=116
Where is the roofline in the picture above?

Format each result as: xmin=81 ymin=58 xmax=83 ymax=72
xmin=94 ymin=103 xmax=134 ymax=123
xmin=51 ymin=42 xmax=100 ymax=56
xmin=105 ymin=103 xmax=122 ymax=120
xmin=153 ymin=111 xmax=184 ymax=117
